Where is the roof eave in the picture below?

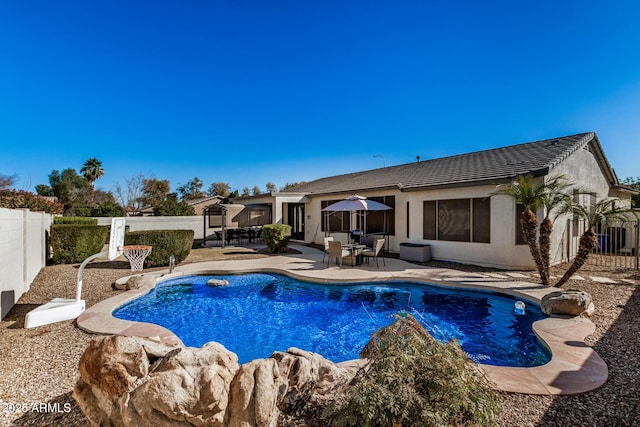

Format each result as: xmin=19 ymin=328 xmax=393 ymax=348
xmin=399 ymin=169 xmax=550 ymax=192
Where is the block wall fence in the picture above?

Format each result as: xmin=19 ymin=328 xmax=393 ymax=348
xmin=0 ymin=208 xmax=53 ymax=319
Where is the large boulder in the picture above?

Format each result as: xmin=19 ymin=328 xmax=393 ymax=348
xmin=74 ymin=338 xmax=359 ymax=427
xmin=74 ymin=336 xmax=239 ymax=426
xmin=541 ymin=289 xmax=594 ymax=316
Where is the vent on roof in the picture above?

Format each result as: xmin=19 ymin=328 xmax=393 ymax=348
xmin=548 ymin=139 xmax=559 ymax=145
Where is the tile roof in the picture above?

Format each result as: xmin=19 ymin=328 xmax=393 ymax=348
xmin=282 ymin=132 xmax=613 ymax=195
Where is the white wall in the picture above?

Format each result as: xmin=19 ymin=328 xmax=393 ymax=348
xmin=0 ymin=208 xmax=53 ymax=319
xmin=94 ymin=216 xmax=207 ymax=239
xmin=548 ymin=144 xmax=613 ymax=264
xmin=405 ymin=185 xmax=535 ymax=270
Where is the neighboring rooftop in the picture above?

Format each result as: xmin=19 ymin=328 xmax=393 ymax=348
xmin=282 ymin=132 xmax=618 ymax=195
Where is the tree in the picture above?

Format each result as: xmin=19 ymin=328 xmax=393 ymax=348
xmin=140 ymin=178 xmax=171 ymax=208
xmin=622 ymin=177 xmax=640 ymax=208
xmin=80 ymin=158 xmax=105 ymax=201
xmin=493 ymin=174 xmax=569 ymax=286
xmin=153 ymin=193 xmax=196 ymax=216
xmin=280 ymin=181 xmax=307 ymax=191
xmin=74 ymin=190 xmax=123 ymax=217
xmin=177 ymin=177 xmax=206 ymax=200
xmin=537 ymin=176 xmax=571 ymax=279
xmin=241 ymin=187 xmax=250 ymax=197
xmin=89 ymin=201 xmax=125 ymax=217
xmin=208 ymin=182 xmax=231 ymax=198
xmin=554 ymin=198 xmax=631 ymax=287
xmin=265 ymin=182 xmax=277 ymax=193
xmin=114 ymin=174 xmax=148 ymax=215
xmin=251 ymin=185 xmax=262 ymax=196
xmin=0 ymin=174 xmax=17 ymax=190
xmin=48 ymin=168 xmax=90 ymax=215
xmin=35 ymin=184 xmax=53 ymax=196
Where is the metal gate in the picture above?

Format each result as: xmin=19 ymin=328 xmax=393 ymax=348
xmin=588 ymin=219 xmax=639 ymax=270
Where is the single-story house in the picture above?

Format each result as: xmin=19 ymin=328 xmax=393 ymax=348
xmin=233 ymin=132 xmax=635 ymax=270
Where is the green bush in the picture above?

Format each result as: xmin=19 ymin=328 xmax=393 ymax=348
xmin=54 ymin=216 xmax=98 ymax=225
xmin=51 ymin=224 xmax=109 ymax=264
xmin=323 ymin=313 xmax=500 ymax=427
xmin=262 ymin=224 xmax=292 ymax=254
xmin=125 ymin=230 xmax=194 ymax=267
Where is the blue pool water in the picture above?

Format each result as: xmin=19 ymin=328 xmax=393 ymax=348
xmin=113 ymin=273 xmax=551 ymax=366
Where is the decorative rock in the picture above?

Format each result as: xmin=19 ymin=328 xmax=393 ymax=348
xmin=207 ymin=279 xmax=230 ymax=287
xmin=541 ymin=289 xmax=594 ymax=316
xmin=113 ymin=275 xmax=145 ymax=290
xmin=74 ymin=337 xmax=359 ymax=427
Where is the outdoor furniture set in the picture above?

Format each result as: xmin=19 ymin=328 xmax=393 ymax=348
xmin=324 ymin=235 xmax=386 ymax=268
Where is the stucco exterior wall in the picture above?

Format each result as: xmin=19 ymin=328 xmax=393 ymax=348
xmin=404 ymin=185 xmax=534 ymax=270
xmin=0 ymin=208 xmax=53 ymax=319
xmin=301 ymin=186 xmax=534 ymax=270
xmin=545 ymin=144 xmax=613 ymax=265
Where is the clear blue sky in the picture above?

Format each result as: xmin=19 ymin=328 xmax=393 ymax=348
xmin=1 ymin=1 xmax=639 ymax=195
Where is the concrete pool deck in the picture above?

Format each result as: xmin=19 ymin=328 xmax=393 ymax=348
xmin=77 ymin=246 xmax=608 ymax=396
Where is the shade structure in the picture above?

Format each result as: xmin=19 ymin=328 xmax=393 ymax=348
xmin=321 ymin=195 xmax=391 ymax=212
xmin=321 ymin=195 xmax=391 ymax=237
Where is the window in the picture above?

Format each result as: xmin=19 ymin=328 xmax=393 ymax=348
xmin=322 ymin=196 xmax=396 ymax=234
xmin=438 ymin=199 xmax=470 ymax=241
xmin=472 ymin=198 xmax=490 ymax=243
xmin=356 ymin=195 xmax=396 ymax=235
xmin=423 ymin=201 xmax=436 ymax=240
xmin=321 ymin=200 xmax=351 ymax=232
xmin=423 ymin=198 xmax=491 ymax=243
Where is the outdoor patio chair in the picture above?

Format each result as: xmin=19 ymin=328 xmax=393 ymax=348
xmin=332 ymin=232 xmax=350 ymax=245
xmin=323 ymin=236 xmax=334 ymax=262
xmin=327 ymin=240 xmax=350 ymax=267
xmin=236 ymin=228 xmax=249 ymax=244
xmin=362 ymin=238 xmax=386 ymax=268
xmin=225 ymin=229 xmax=236 ymax=245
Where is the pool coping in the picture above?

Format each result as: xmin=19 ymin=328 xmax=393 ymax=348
xmin=77 ymin=252 xmax=607 ymax=396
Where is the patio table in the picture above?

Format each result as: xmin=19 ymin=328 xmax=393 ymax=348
xmin=342 ymin=244 xmax=367 ymax=266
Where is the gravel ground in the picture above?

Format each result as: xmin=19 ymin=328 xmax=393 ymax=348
xmin=1 ymin=247 xmax=638 ymax=426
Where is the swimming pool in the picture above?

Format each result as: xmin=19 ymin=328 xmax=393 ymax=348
xmin=113 ymin=273 xmax=551 ymax=367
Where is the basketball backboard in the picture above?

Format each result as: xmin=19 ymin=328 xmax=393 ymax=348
xmin=108 ymin=217 xmax=126 ymax=260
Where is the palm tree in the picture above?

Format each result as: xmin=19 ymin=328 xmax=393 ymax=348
xmin=538 ymin=177 xmax=571 ymax=278
xmin=493 ymin=174 xmax=568 ymax=286
xmin=80 ymin=158 xmax=104 ymax=202
xmin=554 ymin=198 xmax=630 ymax=287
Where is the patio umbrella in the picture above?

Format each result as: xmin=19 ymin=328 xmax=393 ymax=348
xmin=321 ymin=195 xmax=391 ymax=237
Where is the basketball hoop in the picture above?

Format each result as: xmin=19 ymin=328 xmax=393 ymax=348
xmin=122 ymin=245 xmax=153 ymax=271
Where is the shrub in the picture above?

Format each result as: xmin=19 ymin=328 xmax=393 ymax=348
xmin=54 ymin=216 xmax=98 ymax=225
xmin=0 ymin=189 xmax=63 ymax=214
xmin=51 ymin=224 xmax=109 ymax=264
xmin=262 ymin=224 xmax=292 ymax=254
xmin=125 ymin=230 xmax=194 ymax=267
xmin=323 ymin=313 xmax=500 ymax=427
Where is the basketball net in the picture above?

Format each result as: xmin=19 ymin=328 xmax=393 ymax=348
xmin=122 ymin=245 xmax=153 ymax=271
